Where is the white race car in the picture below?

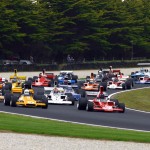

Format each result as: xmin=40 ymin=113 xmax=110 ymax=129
xmin=135 ymin=75 xmax=150 ymax=84
xmin=107 ymin=75 xmax=134 ymax=90
xmin=44 ymin=87 xmax=74 ymax=105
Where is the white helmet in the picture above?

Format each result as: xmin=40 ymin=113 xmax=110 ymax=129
xmin=24 ymin=89 xmax=30 ymax=96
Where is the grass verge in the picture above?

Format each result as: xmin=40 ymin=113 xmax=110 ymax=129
xmin=111 ymin=88 xmax=150 ymax=111
xmin=0 ymin=112 xmax=150 ymax=143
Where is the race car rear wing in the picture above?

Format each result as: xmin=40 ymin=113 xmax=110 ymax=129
xmin=9 ymin=69 xmax=26 ymax=81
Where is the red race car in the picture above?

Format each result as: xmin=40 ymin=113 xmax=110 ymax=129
xmin=30 ymin=69 xmax=55 ymax=87
xmin=32 ymin=76 xmax=52 ymax=87
xmin=77 ymin=86 xmax=125 ymax=113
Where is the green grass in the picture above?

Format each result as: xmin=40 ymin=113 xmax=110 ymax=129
xmin=0 ymin=112 xmax=150 ymax=143
xmin=111 ymin=88 xmax=150 ymax=111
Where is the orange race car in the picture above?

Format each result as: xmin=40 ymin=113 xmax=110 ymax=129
xmin=81 ymin=73 xmax=107 ymax=91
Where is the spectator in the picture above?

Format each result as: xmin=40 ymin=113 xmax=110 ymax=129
xmin=67 ymin=54 xmax=71 ymax=63
xmin=67 ymin=54 xmax=74 ymax=63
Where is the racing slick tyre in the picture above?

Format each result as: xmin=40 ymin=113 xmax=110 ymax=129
xmin=28 ymin=77 xmax=33 ymax=82
xmin=5 ymin=83 xmax=12 ymax=91
xmin=118 ymin=103 xmax=125 ymax=113
xmin=33 ymin=95 xmax=42 ymax=100
xmin=65 ymin=93 xmax=75 ymax=105
xmin=98 ymin=82 xmax=107 ymax=91
xmin=110 ymin=99 xmax=119 ymax=106
xmin=125 ymin=80 xmax=132 ymax=89
xmin=77 ymin=81 xmax=84 ymax=89
xmin=86 ymin=101 xmax=94 ymax=111
xmin=68 ymin=97 xmax=75 ymax=105
xmin=65 ymin=93 xmax=73 ymax=98
xmin=4 ymin=93 xmax=12 ymax=106
xmin=24 ymin=81 xmax=32 ymax=89
xmin=74 ymin=88 xmax=79 ymax=94
xmin=33 ymin=76 xmax=38 ymax=82
xmin=2 ymin=87 xmax=11 ymax=96
xmin=10 ymin=96 xmax=17 ymax=107
xmin=77 ymin=98 xmax=87 ymax=110
xmin=122 ymin=83 xmax=126 ymax=90
xmin=78 ymin=89 xmax=86 ymax=98
xmin=72 ymin=75 xmax=78 ymax=83
xmin=42 ymin=96 xmax=48 ymax=109
xmin=37 ymin=91 xmax=44 ymax=95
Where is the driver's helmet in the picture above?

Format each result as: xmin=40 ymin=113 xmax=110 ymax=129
xmin=12 ymin=77 xmax=17 ymax=83
xmin=64 ymin=74 xmax=68 ymax=79
xmin=53 ymin=87 xmax=59 ymax=93
xmin=24 ymin=89 xmax=30 ymax=96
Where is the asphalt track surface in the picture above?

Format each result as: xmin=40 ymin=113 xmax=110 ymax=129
xmin=0 ymin=83 xmax=150 ymax=131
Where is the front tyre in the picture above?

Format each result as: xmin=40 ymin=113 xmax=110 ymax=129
xmin=86 ymin=101 xmax=94 ymax=111
xmin=77 ymin=98 xmax=87 ymax=110
xmin=118 ymin=103 xmax=125 ymax=113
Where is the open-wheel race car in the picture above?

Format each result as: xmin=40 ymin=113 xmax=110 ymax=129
xmin=107 ymin=75 xmax=134 ymax=90
xmin=58 ymin=85 xmax=81 ymax=101
xmin=77 ymin=86 xmax=125 ymax=113
xmin=131 ymin=68 xmax=150 ymax=80
xmin=28 ymin=69 xmax=55 ymax=87
xmin=56 ymin=71 xmax=78 ymax=85
xmin=81 ymin=73 xmax=107 ymax=92
xmin=4 ymin=89 xmax=48 ymax=108
xmin=0 ymin=69 xmax=34 ymax=100
xmin=44 ymin=87 xmax=75 ymax=105
xmin=135 ymin=75 xmax=150 ymax=84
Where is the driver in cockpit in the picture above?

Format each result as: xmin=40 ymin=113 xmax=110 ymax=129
xmin=53 ymin=87 xmax=59 ymax=93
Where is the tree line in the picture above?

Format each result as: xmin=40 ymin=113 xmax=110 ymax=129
xmin=0 ymin=0 xmax=150 ymax=63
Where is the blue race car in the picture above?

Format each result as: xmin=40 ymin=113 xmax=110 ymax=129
xmin=57 ymin=71 xmax=78 ymax=85
xmin=131 ymin=68 xmax=150 ymax=80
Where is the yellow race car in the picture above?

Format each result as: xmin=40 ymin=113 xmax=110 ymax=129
xmin=2 ymin=69 xmax=34 ymax=94
xmin=4 ymin=89 xmax=48 ymax=109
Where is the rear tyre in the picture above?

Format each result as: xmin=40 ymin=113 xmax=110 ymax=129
xmin=10 ymin=96 xmax=17 ymax=107
xmin=42 ymin=96 xmax=48 ymax=109
xmin=126 ymin=81 xmax=132 ymax=89
xmin=5 ymin=83 xmax=12 ymax=90
xmin=28 ymin=77 xmax=33 ymax=82
xmin=78 ymin=89 xmax=86 ymax=98
xmin=24 ymin=81 xmax=32 ymax=89
xmin=122 ymin=83 xmax=126 ymax=90
xmin=33 ymin=76 xmax=38 ymax=82
xmin=110 ymin=99 xmax=119 ymax=106
xmin=37 ymin=91 xmax=44 ymax=95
